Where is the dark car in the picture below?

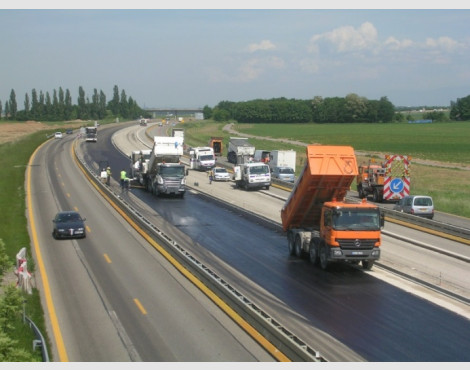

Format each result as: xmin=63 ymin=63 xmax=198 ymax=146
xmin=52 ymin=211 xmax=86 ymax=239
xmin=66 ymin=129 xmax=73 ymax=134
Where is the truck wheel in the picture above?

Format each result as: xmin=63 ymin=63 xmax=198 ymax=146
xmin=309 ymin=240 xmax=318 ymax=265
xmin=265 ymin=185 xmax=270 ymax=190
xmin=287 ymin=232 xmax=296 ymax=256
xmin=357 ymin=185 xmax=365 ymax=199
xmin=362 ymin=260 xmax=374 ymax=270
xmin=373 ymin=188 xmax=382 ymax=203
xmin=295 ymin=235 xmax=304 ymax=258
xmin=319 ymin=243 xmax=329 ymax=270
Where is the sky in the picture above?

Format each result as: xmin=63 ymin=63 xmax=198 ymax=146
xmin=1 ymin=3 xmax=470 ymax=111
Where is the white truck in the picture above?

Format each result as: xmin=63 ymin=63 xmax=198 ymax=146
xmin=142 ymin=136 xmax=186 ymax=198
xmin=85 ymin=126 xmax=97 ymax=142
xmin=227 ymin=137 xmax=255 ymax=164
xmin=189 ymin=147 xmax=215 ymax=171
xmin=233 ymin=162 xmax=271 ymax=190
xmin=171 ymin=128 xmax=184 ymax=140
xmin=268 ymin=150 xmax=296 ymax=172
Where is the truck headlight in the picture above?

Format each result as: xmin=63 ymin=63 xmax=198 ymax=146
xmin=157 ymin=176 xmax=164 ymax=185
xmin=181 ymin=178 xmax=186 ymax=185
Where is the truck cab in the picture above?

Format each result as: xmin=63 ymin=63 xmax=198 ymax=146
xmin=149 ymin=162 xmax=186 ymax=198
xmin=233 ymin=162 xmax=271 ymax=190
xmin=189 ymin=147 xmax=215 ymax=171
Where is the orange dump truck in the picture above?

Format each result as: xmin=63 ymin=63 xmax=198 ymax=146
xmin=208 ymin=137 xmax=223 ymax=156
xmin=281 ymin=145 xmax=383 ymax=270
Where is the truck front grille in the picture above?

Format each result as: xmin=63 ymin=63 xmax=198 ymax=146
xmin=336 ymin=239 xmax=378 ymax=250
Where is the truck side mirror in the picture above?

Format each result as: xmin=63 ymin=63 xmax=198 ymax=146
xmin=185 ymin=169 xmax=189 ymax=176
xmin=380 ymin=212 xmax=385 ymax=228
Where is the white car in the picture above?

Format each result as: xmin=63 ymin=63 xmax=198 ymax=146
xmin=213 ymin=167 xmax=230 ymax=181
xmin=54 ymin=132 xmax=63 ymax=139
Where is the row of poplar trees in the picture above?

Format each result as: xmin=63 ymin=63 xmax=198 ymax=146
xmin=1 ymin=85 xmax=146 ymax=122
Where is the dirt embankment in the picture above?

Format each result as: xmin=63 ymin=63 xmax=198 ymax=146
xmin=0 ymin=121 xmax=52 ymax=145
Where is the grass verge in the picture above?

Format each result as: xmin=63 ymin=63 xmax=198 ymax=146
xmin=0 ymin=130 xmax=56 ymax=361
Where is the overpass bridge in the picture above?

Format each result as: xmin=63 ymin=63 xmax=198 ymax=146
xmin=144 ymin=107 xmax=203 ymax=118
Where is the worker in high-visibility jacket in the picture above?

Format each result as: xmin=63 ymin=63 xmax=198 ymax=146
xmin=120 ymin=169 xmax=127 ymax=189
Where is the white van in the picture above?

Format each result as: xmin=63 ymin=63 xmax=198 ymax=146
xmin=393 ymin=195 xmax=434 ymax=219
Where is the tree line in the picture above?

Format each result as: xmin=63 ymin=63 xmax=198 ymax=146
xmin=450 ymin=95 xmax=470 ymax=121
xmin=0 ymin=85 xmax=148 ymax=122
xmin=203 ymin=94 xmax=396 ymax=123
xmin=203 ymin=93 xmax=470 ymax=123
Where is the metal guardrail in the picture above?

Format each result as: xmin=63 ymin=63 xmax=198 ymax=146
xmin=25 ymin=315 xmax=49 ymax=362
xmin=73 ymin=143 xmax=326 ymax=362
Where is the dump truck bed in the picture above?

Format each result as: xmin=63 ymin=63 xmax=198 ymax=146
xmin=147 ymin=136 xmax=184 ymax=174
xmin=281 ymin=145 xmax=358 ymax=231
xmin=228 ymin=137 xmax=255 ymax=154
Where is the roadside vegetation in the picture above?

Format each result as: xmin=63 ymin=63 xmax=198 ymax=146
xmin=0 ymin=130 xmax=52 ymax=361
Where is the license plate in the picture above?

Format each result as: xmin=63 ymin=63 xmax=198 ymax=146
xmin=352 ymin=251 xmax=363 ymax=255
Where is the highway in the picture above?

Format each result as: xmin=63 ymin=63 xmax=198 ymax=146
xmin=27 ymin=127 xmax=275 ymax=362
xmin=28 ymin=121 xmax=470 ymax=361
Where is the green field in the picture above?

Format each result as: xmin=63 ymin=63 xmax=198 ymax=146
xmin=234 ymin=121 xmax=470 ymax=164
xmin=183 ymin=120 xmax=470 ymax=218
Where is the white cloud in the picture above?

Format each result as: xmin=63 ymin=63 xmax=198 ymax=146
xmin=424 ymin=36 xmax=460 ymax=52
xmin=247 ymin=40 xmax=276 ymax=52
xmin=237 ymin=56 xmax=285 ymax=81
xmin=209 ymin=56 xmax=285 ymax=83
xmin=384 ymin=36 xmax=414 ymax=50
xmin=309 ymin=22 xmax=379 ymax=54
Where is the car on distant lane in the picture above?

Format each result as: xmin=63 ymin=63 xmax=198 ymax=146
xmin=213 ymin=167 xmax=231 ymax=181
xmin=272 ymin=166 xmax=295 ymax=183
xmin=393 ymin=195 xmax=434 ymax=219
xmin=54 ymin=132 xmax=63 ymax=139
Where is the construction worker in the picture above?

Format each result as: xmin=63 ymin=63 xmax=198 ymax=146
xmin=106 ymin=166 xmax=112 ymax=185
xmin=120 ymin=169 xmax=127 ymax=189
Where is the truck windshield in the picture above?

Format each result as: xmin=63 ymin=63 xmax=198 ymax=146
xmin=199 ymin=155 xmax=214 ymax=161
xmin=333 ymin=209 xmax=380 ymax=231
xmin=160 ymin=166 xmax=185 ymax=177
xmin=250 ymin=165 xmax=269 ymax=175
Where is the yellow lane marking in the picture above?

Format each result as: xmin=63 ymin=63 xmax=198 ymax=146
xmin=385 ymin=216 xmax=470 ymax=246
xmin=134 ymin=299 xmax=147 ymax=315
xmin=73 ymin=141 xmax=291 ymax=362
xmin=103 ymin=254 xmax=112 ymax=264
xmin=66 ymin=193 xmax=70 ymax=198
xmin=28 ymin=141 xmax=69 ymax=362
xmin=86 ymin=225 xmax=91 ymax=233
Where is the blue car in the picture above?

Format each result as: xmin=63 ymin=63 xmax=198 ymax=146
xmin=52 ymin=211 xmax=86 ymax=239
